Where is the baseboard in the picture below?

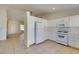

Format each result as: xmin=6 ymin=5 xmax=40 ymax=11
xmin=7 ymin=33 xmax=21 ymax=38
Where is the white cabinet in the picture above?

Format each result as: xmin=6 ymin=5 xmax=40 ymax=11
xmin=69 ymin=34 xmax=79 ymax=48
xmin=48 ymin=17 xmax=70 ymax=44
xmin=57 ymin=17 xmax=70 ymax=27
xmin=55 ymin=17 xmax=69 ymax=45
xmin=69 ymin=15 xmax=79 ymax=48
xmin=48 ymin=15 xmax=79 ymax=48
xmin=63 ymin=17 xmax=70 ymax=27
xmin=70 ymin=15 xmax=79 ymax=27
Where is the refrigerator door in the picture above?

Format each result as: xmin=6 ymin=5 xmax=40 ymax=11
xmin=35 ymin=22 xmax=45 ymax=44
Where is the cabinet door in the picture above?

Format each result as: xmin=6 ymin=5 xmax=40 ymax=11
xmin=74 ymin=40 xmax=79 ymax=48
xmin=69 ymin=27 xmax=79 ymax=48
xmin=69 ymin=34 xmax=79 ymax=48
xmin=56 ymin=17 xmax=70 ymax=28
xmin=70 ymin=15 xmax=79 ymax=27
xmin=69 ymin=15 xmax=79 ymax=48
xmin=68 ymin=34 xmax=75 ymax=47
xmin=63 ymin=17 xmax=70 ymax=27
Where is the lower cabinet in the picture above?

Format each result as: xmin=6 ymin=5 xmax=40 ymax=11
xmin=49 ymin=15 xmax=79 ymax=49
xmin=55 ymin=33 xmax=68 ymax=45
xmin=68 ymin=35 xmax=75 ymax=47
xmin=69 ymin=34 xmax=79 ymax=48
xmin=53 ymin=32 xmax=79 ymax=49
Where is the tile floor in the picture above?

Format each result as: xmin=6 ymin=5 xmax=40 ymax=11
xmin=0 ymin=37 xmax=79 ymax=54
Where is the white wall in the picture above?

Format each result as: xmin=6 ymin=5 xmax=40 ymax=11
xmin=0 ymin=8 xmax=7 ymax=40
xmin=48 ymin=19 xmax=60 ymax=40
xmin=24 ymin=12 xmax=48 ymax=47
xmin=26 ymin=16 xmax=36 ymax=46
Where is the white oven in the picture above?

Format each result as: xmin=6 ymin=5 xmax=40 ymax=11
xmin=56 ymin=32 xmax=69 ymax=45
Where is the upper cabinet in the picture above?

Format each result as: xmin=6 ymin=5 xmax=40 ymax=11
xmin=57 ymin=17 xmax=70 ymax=27
xmin=63 ymin=17 xmax=70 ymax=27
xmin=55 ymin=15 xmax=79 ymax=27
xmin=70 ymin=15 xmax=79 ymax=27
xmin=48 ymin=15 xmax=79 ymax=27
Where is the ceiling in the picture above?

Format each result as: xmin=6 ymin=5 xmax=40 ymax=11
xmin=1 ymin=4 xmax=79 ymax=16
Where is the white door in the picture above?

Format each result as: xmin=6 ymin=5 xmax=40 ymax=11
xmin=35 ymin=22 xmax=44 ymax=44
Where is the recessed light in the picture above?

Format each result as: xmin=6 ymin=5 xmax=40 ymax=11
xmin=52 ymin=8 xmax=56 ymax=10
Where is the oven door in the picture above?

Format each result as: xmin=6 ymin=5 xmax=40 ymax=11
xmin=56 ymin=34 xmax=68 ymax=45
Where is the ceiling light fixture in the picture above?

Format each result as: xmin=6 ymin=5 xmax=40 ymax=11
xmin=52 ymin=8 xmax=56 ymax=10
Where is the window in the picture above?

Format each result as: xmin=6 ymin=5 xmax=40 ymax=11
xmin=20 ymin=25 xmax=24 ymax=31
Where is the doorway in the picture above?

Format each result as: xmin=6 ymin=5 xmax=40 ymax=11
xmin=20 ymin=24 xmax=24 ymax=34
